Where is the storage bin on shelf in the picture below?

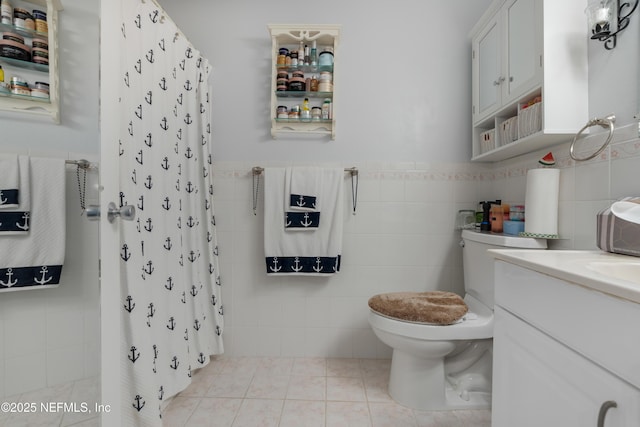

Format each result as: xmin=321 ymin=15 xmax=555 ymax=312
xmin=518 ymin=97 xmax=542 ymax=138
xmin=499 ymin=115 xmax=518 ymax=147
xmin=480 ymin=128 xmax=495 ymax=154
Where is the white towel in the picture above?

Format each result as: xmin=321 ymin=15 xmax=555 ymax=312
xmin=0 ymin=157 xmax=65 ymax=291
xmin=265 ymin=167 xmax=343 ymax=275
xmin=0 ymin=154 xmax=24 ymax=210
xmin=286 ymin=166 xmax=321 ymax=211
xmin=0 ymin=155 xmax=31 ymax=234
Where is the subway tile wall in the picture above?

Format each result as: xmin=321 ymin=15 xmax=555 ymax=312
xmin=212 ymin=161 xmax=490 ymax=358
xmin=2 ymin=122 xmax=638 ymax=392
xmin=214 ymin=123 xmax=640 ymax=358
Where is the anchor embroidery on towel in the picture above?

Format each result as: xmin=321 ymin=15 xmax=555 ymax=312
xmin=313 ymin=257 xmax=323 ymax=273
xmin=0 ymin=191 xmax=6 ymax=204
xmin=16 ymin=212 xmax=29 ymax=231
xmin=34 ymin=266 xmax=53 ymax=284
xmin=0 ymin=268 xmax=17 ymax=286
xmin=300 ymin=212 xmax=313 ymax=227
xmin=292 ymin=257 xmax=303 ymax=272
xmin=269 ymin=257 xmax=282 ymax=273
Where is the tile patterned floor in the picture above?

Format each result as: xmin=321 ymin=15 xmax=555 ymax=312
xmin=0 ymin=357 xmax=492 ymax=427
xmin=0 ymin=376 xmax=100 ymax=427
xmin=164 ymin=357 xmax=492 ymax=427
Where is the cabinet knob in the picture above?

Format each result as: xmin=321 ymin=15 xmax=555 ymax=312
xmin=597 ymin=400 xmax=617 ymax=427
xmin=493 ymin=76 xmax=505 ymax=86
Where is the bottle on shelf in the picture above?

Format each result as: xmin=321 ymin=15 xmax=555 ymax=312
xmin=310 ymin=40 xmax=317 ymax=67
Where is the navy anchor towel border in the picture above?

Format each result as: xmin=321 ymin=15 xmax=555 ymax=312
xmin=0 ymin=211 xmax=30 ymax=232
xmin=265 ymin=255 xmax=341 ymax=274
xmin=289 ymin=194 xmax=317 ymax=210
xmin=0 ymin=265 xmax=63 ymax=288
xmin=285 ymin=211 xmax=320 ymax=229
xmin=0 ymin=189 xmax=19 ymax=206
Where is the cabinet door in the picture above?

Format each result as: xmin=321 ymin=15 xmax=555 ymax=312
xmin=502 ymin=0 xmax=541 ymax=104
xmin=493 ymin=307 xmax=640 ymax=427
xmin=472 ymin=14 xmax=501 ymax=124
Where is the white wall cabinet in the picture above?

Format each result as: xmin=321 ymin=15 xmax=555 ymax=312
xmin=0 ymin=0 xmax=62 ymax=123
xmin=470 ymin=0 xmax=588 ymax=161
xmin=493 ymin=261 xmax=640 ymax=427
xmin=268 ymin=24 xmax=340 ymax=140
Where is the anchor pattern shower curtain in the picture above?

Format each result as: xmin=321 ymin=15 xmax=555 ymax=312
xmin=118 ymin=1 xmax=223 ymax=425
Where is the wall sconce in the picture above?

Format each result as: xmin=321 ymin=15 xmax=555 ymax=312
xmin=586 ymin=0 xmax=638 ymax=49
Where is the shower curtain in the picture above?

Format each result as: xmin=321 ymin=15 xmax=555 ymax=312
xmin=118 ymin=1 xmax=223 ymax=425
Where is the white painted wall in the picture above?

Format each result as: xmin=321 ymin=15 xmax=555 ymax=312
xmin=2 ymin=0 xmax=637 ymax=383
xmin=159 ymin=0 xmax=493 ymax=163
xmin=0 ymin=0 xmax=100 ymax=398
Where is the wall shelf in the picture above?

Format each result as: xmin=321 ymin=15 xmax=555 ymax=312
xmin=268 ymin=24 xmax=340 ymax=140
xmin=0 ymin=0 xmax=62 ymax=123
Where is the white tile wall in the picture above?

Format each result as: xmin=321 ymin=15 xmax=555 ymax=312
xmin=0 ymin=151 xmax=100 ymax=398
xmin=489 ymin=122 xmax=640 ymax=251
xmin=214 ymin=161 xmax=485 ymax=358
xmin=213 ymin=125 xmax=640 ymax=358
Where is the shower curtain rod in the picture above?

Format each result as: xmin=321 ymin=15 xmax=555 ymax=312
xmin=252 ymin=166 xmax=358 ymax=176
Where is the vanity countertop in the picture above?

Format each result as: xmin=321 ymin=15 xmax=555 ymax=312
xmin=488 ymin=249 xmax=640 ymax=304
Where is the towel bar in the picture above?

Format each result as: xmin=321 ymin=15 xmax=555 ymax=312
xmin=65 ymin=159 xmax=93 ymax=169
xmin=252 ymin=166 xmax=358 ymax=176
xmin=251 ymin=166 xmax=359 ymax=215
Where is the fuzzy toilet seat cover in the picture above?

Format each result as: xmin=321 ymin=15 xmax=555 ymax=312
xmin=368 ymin=291 xmax=468 ymax=325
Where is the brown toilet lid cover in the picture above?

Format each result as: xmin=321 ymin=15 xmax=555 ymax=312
xmin=368 ymin=291 xmax=468 ymax=325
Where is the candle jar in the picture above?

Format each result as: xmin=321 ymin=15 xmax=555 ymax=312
xmin=585 ymin=1 xmax=612 ymax=37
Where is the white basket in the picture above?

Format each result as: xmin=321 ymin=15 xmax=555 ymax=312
xmin=518 ymin=101 xmax=542 ymax=138
xmin=479 ymin=129 xmax=495 ymax=154
xmin=499 ymin=116 xmax=518 ymax=146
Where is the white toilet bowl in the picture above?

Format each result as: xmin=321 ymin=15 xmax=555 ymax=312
xmin=367 ymin=229 xmax=547 ymax=410
xmin=369 ymin=293 xmax=494 ymax=410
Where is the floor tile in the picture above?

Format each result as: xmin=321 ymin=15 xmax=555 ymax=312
xmin=326 ymin=401 xmax=372 ymax=427
xmin=327 ymin=358 xmax=362 ymax=377
xmin=363 ymin=372 xmax=393 ymax=403
xmin=185 ymin=398 xmax=241 ymax=427
xmin=327 ymin=376 xmax=366 ymax=402
xmin=286 ymin=376 xmax=326 ymax=401
xmin=369 ymin=402 xmax=417 ymax=427
xmin=291 ymin=358 xmax=326 ymax=376
xmin=279 ymin=400 xmax=325 ymax=427
xmin=205 ymin=374 xmax=252 ymax=398
xmin=231 ymin=398 xmax=283 ymax=427
xmin=245 ymin=375 xmax=289 ymax=399
xmin=162 ymin=396 xmax=200 ymax=427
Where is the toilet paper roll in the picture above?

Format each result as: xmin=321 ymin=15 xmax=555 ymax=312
xmin=523 ymin=168 xmax=560 ymax=238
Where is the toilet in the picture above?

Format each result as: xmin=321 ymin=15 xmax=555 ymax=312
xmin=368 ymin=229 xmax=547 ymax=411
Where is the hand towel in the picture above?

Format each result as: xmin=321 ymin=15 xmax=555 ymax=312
xmin=265 ymin=167 xmax=343 ymax=275
xmin=285 ymin=166 xmax=321 ymax=211
xmin=0 ymin=157 xmax=65 ymax=291
xmin=0 ymin=155 xmax=31 ymax=234
xmin=0 ymin=154 xmax=20 ymax=209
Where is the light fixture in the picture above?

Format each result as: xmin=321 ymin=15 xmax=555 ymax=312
xmin=585 ymin=0 xmax=638 ymax=49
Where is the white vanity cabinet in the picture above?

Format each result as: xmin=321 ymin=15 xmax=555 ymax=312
xmin=470 ymin=0 xmax=588 ymax=161
xmin=492 ymin=260 xmax=640 ymax=427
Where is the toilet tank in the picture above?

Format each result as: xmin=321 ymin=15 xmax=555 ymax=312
xmin=461 ymin=230 xmax=547 ymax=308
